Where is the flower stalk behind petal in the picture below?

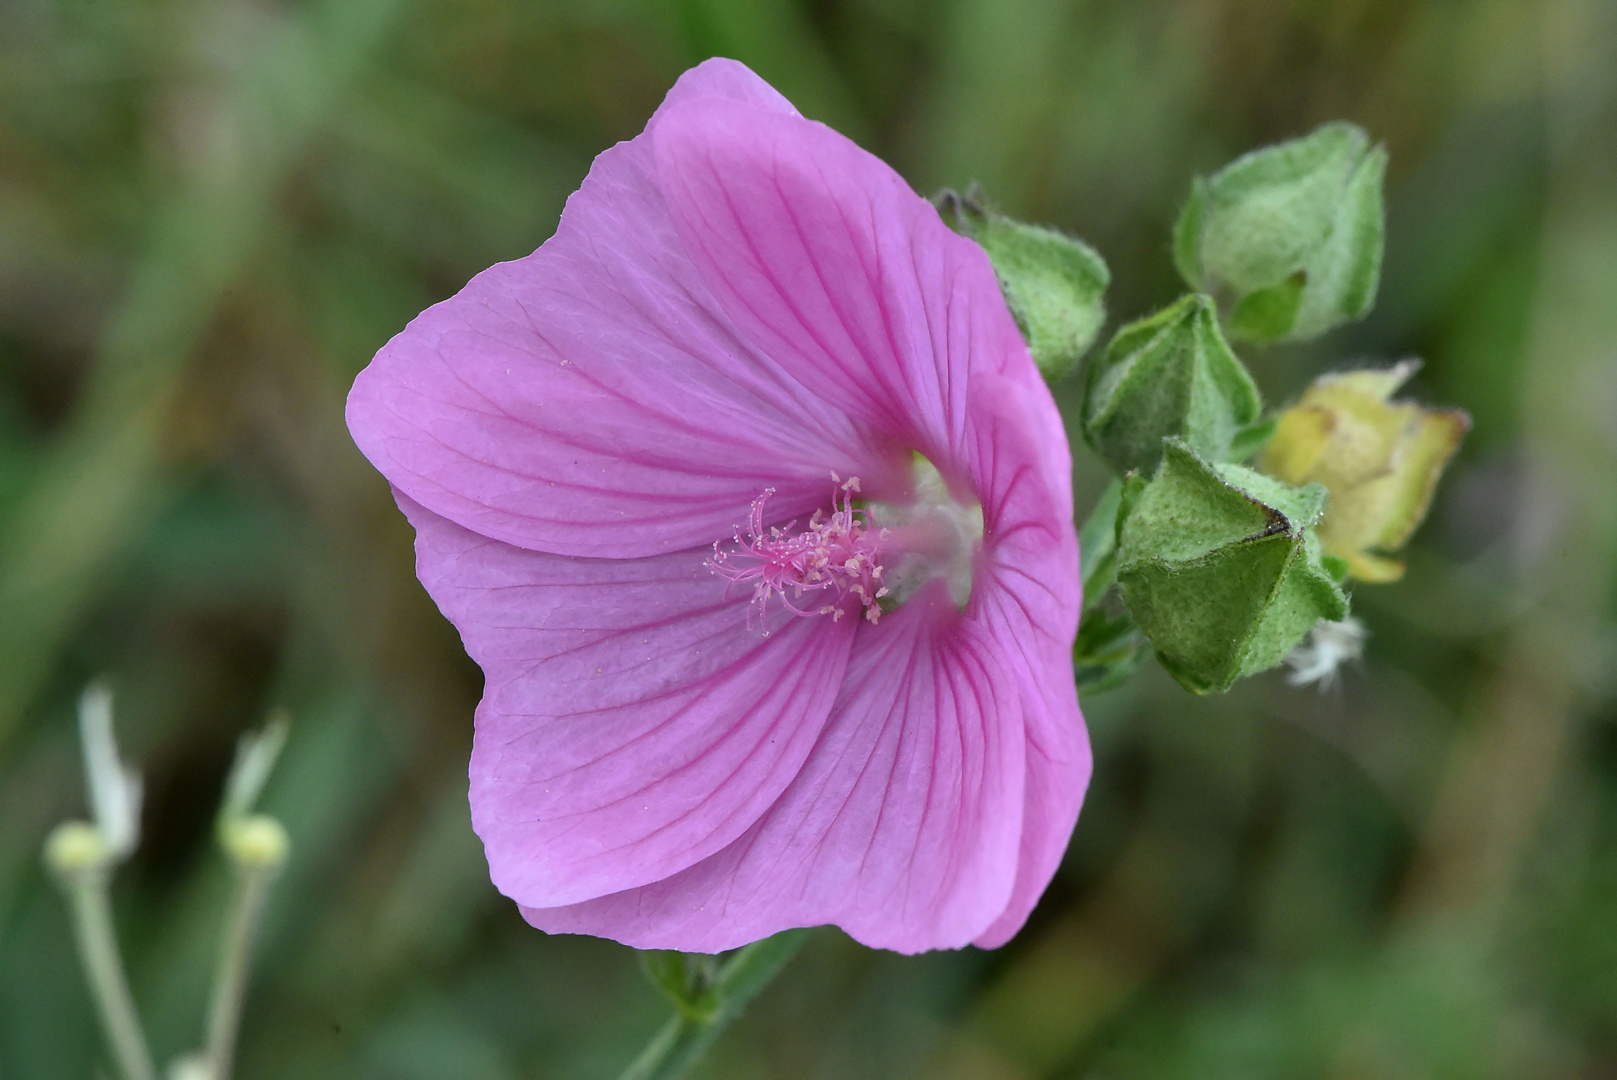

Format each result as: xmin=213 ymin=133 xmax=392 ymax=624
xmin=622 ymin=931 xmax=811 ymax=1080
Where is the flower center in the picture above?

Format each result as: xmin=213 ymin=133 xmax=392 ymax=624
xmin=707 ymin=459 xmax=983 ymax=628
xmin=707 ymin=476 xmax=888 ymax=625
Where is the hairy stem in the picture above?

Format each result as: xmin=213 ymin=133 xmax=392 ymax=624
xmin=618 ymin=930 xmax=809 ymax=1080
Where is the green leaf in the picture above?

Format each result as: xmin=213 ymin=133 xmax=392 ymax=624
xmin=938 ymin=188 xmax=1109 ymax=381
xmin=1172 ymin=122 xmax=1387 ymax=344
xmin=1078 ymin=479 xmax=1124 ymax=604
xmin=1073 ymin=608 xmax=1147 ymax=696
xmin=1081 ymin=294 xmax=1262 ymax=476
xmin=1116 ymin=440 xmax=1348 ymax=694
xmin=1228 ymin=270 xmax=1306 ymax=341
xmin=1228 ymin=415 xmax=1279 ymax=462
xmin=1074 ymin=480 xmax=1147 ymax=695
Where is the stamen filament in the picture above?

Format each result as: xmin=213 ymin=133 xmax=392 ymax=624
xmin=707 ymin=479 xmax=886 ymax=627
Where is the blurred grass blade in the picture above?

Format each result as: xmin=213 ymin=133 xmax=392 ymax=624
xmin=0 ymin=0 xmax=408 ymax=751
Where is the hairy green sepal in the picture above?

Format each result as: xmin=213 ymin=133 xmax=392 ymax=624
xmin=1174 ymin=121 xmax=1387 ymax=344
xmin=1116 ymin=439 xmax=1349 ymax=693
xmin=1082 ymin=293 xmax=1262 ymax=476
xmin=938 ymin=188 xmax=1109 ymax=381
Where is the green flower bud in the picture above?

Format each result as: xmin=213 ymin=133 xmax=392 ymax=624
xmin=938 ymin=188 xmax=1108 ymax=381
xmin=1174 ymin=122 xmax=1387 ymax=344
xmin=1259 ymin=360 xmax=1470 ymax=582
xmin=1117 ymin=439 xmax=1349 ymax=694
xmin=1081 ymin=294 xmax=1263 ymax=476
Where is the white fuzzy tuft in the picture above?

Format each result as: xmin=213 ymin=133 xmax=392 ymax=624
xmin=1284 ymin=616 xmax=1367 ymax=690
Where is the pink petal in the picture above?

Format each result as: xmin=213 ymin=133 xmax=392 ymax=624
xmin=400 ymin=493 xmax=856 ymax=906
xmin=347 ymin=62 xmax=892 ymax=559
xmin=958 ymin=344 xmax=1088 ymax=946
xmin=521 ymin=584 xmax=1027 ymax=953
xmin=655 ymin=57 xmax=799 ymax=118
xmin=650 ymin=96 xmax=1026 ymax=507
xmin=969 ymin=547 xmax=1089 ymax=948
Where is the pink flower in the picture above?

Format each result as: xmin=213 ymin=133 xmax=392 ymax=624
xmin=345 ymin=59 xmax=1089 ymax=953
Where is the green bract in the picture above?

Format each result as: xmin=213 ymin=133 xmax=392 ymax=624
xmin=1174 ymin=121 xmax=1387 ymax=344
xmin=1116 ymin=439 xmax=1348 ymax=694
xmin=938 ymin=189 xmax=1109 ymax=380
xmin=1081 ymin=294 xmax=1263 ymax=476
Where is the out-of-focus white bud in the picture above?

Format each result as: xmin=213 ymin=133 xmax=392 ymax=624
xmin=221 ymin=815 xmax=290 ymax=872
xmin=220 ymin=714 xmax=289 ymax=823
xmin=78 ymin=683 xmax=143 ymax=861
xmin=166 ymin=1052 xmax=214 ymax=1080
xmin=44 ymin=821 xmax=111 ymax=876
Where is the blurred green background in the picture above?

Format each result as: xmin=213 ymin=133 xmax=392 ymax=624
xmin=2 ymin=0 xmax=1615 ymax=1076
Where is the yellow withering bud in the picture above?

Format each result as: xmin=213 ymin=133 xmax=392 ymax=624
xmin=1259 ymin=360 xmax=1469 ymax=583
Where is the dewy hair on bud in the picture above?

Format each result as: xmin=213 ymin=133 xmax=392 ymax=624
xmin=345 ymin=59 xmax=1088 ymax=954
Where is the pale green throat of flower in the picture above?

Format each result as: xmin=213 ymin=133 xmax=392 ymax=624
xmin=867 ymin=454 xmax=984 ymax=611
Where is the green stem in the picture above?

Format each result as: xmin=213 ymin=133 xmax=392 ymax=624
xmin=63 ymin=868 xmax=156 ymax=1080
xmin=203 ymin=865 xmax=276 ymax=1080
xmin=618 ymin=930 xmax=810 ymax=1080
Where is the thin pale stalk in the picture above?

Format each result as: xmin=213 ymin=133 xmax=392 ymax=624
xmin=64 ymin=869 xmax=156 ymax=1080
xmin=617 ymin=930 xmax=809 ymax=1080
xmin=203 ymin=865 xmax=275 ymax=1080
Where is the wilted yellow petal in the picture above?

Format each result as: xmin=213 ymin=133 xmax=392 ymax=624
xmin=1369 ymin=407 xmax=1471 ymax=551
xmin=1344 ymin=551 xmax=1406 ymax=583
xmin=1309 ymin=357 xmax=1420 ymax=404
xmin=1263 ymin=405 xmax=1334 ymax=484
xmin=1258 ymin=361 xmax=1468 ymax=583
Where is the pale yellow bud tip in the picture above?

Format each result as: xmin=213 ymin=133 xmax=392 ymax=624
xmin=222 ymin=815 xmax=290 ymax=870
xmin=44 ymin=821 xmax=110 ymax=875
